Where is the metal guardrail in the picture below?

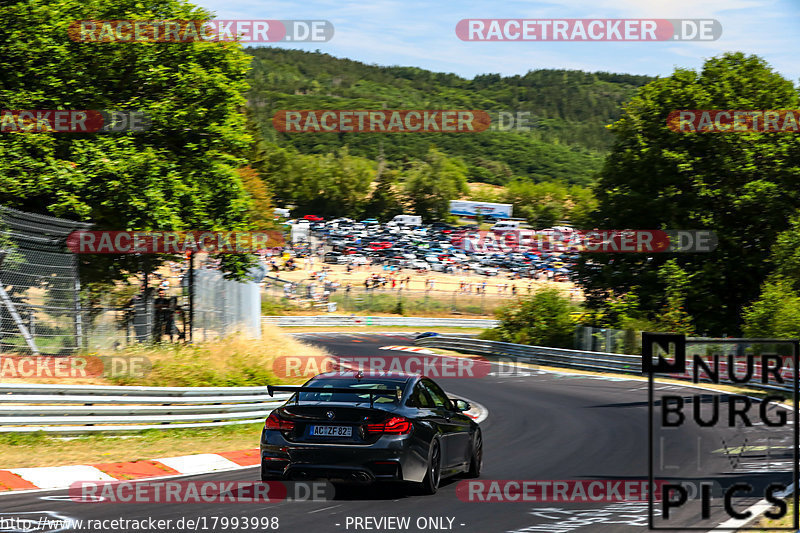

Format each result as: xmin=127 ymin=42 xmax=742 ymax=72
xmin=9 ymin=335 xmax=788 ymax=434
xmin=0 ymin=381 xmax=478 ymax=434
xmin=0 ymin=384 xmax=293 ymax=434
xmin=415 ymin=336 xmax=795 ymax=395
xmin=263 ymin=315 xmax=498 ymax=328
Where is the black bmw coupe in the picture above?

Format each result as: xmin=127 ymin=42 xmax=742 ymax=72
xmin=260 ymin=371 xmax=482 ymax=494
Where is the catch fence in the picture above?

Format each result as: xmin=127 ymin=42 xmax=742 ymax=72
xmin=0 ymin=205 xmax=262 ymax=355
xmin=0 ymin=205 xmax=91 ymax=356
xmin=260 ymin=275 xmax=567 ymax=316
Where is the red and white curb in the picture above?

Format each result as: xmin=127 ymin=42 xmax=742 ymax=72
xmin=379 ymin=345 xmax=436 ymax=354
xmin=0 ymin=449 xmax=261 ymax=493
xmin=461 ymin=398 xmax=488 ymax=424
xmin=0 ymin=344 xmax=490 ymax=495
xmin=0 ymin=404 xmax=488 ymax=494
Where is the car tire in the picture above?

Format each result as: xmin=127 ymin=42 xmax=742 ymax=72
xmin=465 ymin=429 xmax=483 ymax=478
xmin=419 ymin=439 xmax=442 ymax=495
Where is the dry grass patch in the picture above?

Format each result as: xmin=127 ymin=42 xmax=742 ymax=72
xmin=755 ymin=500 xmax=796 ymax=531
xmin=2 ymin=325 xmax=329 ymax=386
xmin=0 ymin=327 xmax=334 ymax=468
xmin=111 ymin=325 xmax=328 ymax=387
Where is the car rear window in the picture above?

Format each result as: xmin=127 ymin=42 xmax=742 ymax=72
xmin=296 ymin=378 xmax=406 ymax=404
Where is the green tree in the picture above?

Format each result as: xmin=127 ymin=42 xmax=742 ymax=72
xmin=245 ymin=48 xmax=651 ymax=182
xmin=574 ymin=53 xmax=800 ymax=335
xmin=765 ymin=211 xmax=800 ymax=286
xmin=0 ymin=0 xmax=258 ymax=282
xmin=253 ymin=143 xmax=374 ymax=218
xmin=499 ymin=180 xmax=596 ymax=228
xmin=504 ymin=180 xmax=567 ymax=227
xmin=653 ymin=260 xmax=695 ymax=334
xmin=565 ymin=185 xmax=598 ymax=227
xmin=236 ymin=166 xmax=275 ymax=231
xmin=485 ymin=287 xmax=575 ymax=348
xmin=588 ymin=289 xmax=644 ymax=329
xmin=403 ymin=148 xmax=468 ymax=221
xmin=305 ymin=148 xmax=374 ymax=217
xmin=742 ymin=279 xmax=800 ymax=338
xmin=364 ymin=160 xmax=403 ymax=221
xmin=741 ymin=213 xmax=800 ymax=338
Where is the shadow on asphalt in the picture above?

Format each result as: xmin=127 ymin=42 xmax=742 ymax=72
xmin=331 ymin=478 xmax=459 ymax=500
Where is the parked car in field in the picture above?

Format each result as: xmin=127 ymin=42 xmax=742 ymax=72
xmin=313 ymin=218 xmax=576 ymax=278
xmin=324 ymin=252 xmax=343 ymax=264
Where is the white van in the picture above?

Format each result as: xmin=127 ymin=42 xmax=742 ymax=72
xmin=390 ymin=214 xmax=422 ymax=226
xmin=491 ymin=220 xmax=520 ymax=232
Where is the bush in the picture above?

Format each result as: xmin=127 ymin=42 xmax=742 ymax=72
xmin=742 ymin=279 xmax=800 ymax=338
xmin=109 ymin=326 xmax=330 ymax=387
xmin=261 ymin=296 xmax=290 ymax=315
xmin=477 ymin=328 xmax=503 ymax=341
xmin=486 ymin=287 xmax=575 ymax=348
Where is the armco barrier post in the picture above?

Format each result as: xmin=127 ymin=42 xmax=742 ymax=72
xmin=188 ymin=250 xmax=194 ymax=344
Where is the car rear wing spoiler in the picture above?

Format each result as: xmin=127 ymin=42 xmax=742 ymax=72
xmin=267 ymin=385 xmax=401 ymax=408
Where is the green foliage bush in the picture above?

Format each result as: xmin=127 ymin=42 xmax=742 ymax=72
xmin=486 ymin=287 xmax=576 ymax=348
xmin=575 ymin=52 xmax=800 ymax=335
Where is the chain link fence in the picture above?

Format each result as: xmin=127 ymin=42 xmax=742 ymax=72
xmin=0 ymin=205 xmax=91 ymax=356
xmin=0 ymin=205 xmax=262 ymax=355
xmin=573 ymin=326 xmax=727 ymax=356
xmin=189 ymin=268 xmax=261 ymax=342
xmin=261 ymin=274 xmax=541 ymax=316
xmin=574 ymin=326 xmax=640 ymax=354
xmin=83 ymin=263 xmax=263 ymax=352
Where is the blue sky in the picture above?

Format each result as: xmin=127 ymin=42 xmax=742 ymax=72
xmin=197 ymin=0 xmax=799 ymax=83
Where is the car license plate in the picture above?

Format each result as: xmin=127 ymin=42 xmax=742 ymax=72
xmin=310 ymin=425 xmax=352 ymax=437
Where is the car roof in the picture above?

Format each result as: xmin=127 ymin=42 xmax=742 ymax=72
xmin=314 ymin=370 xmax=419 ymax=380
xmin=308 ymin=373 xmax=419 ymax=394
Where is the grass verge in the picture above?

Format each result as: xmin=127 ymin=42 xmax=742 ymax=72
xmin=282 ymin=326 xmax=486 ymax=334
xmin=755 ymin=500 xmax=796 ymax=531
xmin=0 ymin=423 xmax=264 ymax=469
xmin=1 ymin=326 xmax=331 ymax=469
xmin=2 ymin=324 xmax=329 ymax=386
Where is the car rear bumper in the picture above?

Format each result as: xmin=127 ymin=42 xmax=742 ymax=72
xmin=260 ymin=431 xmax=425 ymax=483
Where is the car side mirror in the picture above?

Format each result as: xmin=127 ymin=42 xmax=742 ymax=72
xmin=452 ymin=399 xmax=470 ymax=412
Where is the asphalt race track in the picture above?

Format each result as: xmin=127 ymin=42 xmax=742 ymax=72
xmin=1 ymin=332 xmax=794 ymax=533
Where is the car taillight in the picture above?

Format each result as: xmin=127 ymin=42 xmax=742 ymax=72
xmin=265 ymin=412 xmax=295 ymax=431
xmin=365 ymin=416 xmax=412 ymax=435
